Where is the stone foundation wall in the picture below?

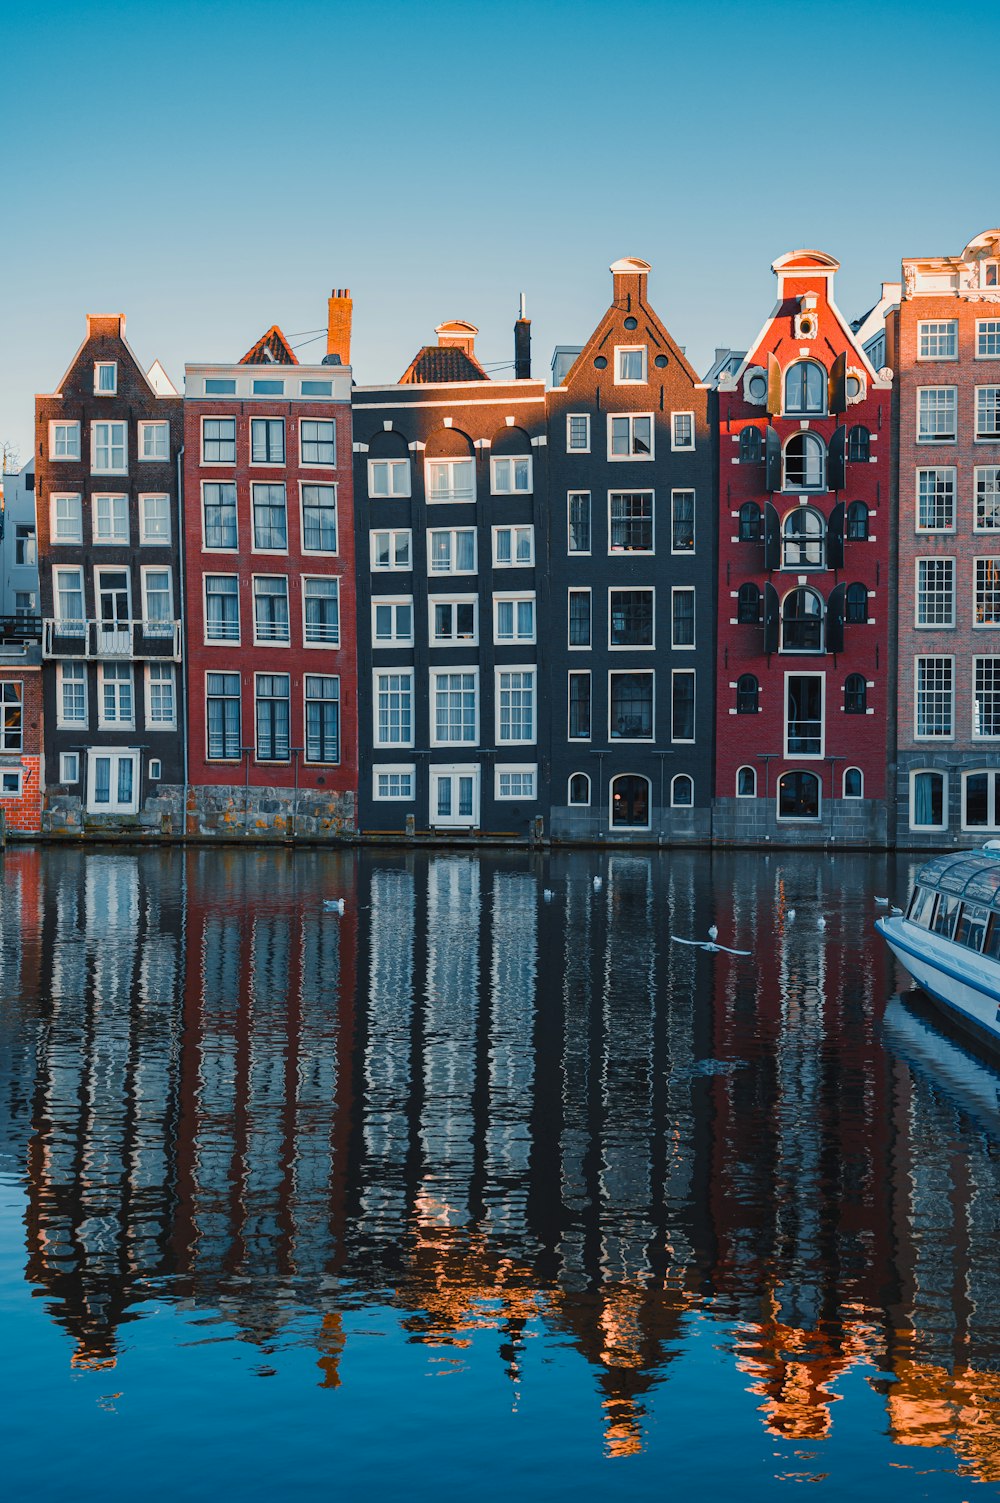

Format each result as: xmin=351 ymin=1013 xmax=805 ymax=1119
xmin=185 ymin=784 xmax=355 ymax=840
xmin=712 ymin=796 xmax=887 ymax=848
xmin=549 ymin=804 xmax=713 ymax=845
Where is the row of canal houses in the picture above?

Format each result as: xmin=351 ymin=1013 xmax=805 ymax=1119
xmin=3 ymin=228 xmax=999 ymax=849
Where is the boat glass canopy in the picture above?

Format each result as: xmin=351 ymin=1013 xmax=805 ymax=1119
xmin=914 ymin=851 xmax=1000 ymax=911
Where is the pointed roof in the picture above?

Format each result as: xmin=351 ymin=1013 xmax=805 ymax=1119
xmin=239 ymin=325 xmax=299 ymax=366
xmin=398 ymin=345 xmax=489 ymax=384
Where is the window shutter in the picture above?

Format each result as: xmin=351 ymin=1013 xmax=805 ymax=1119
xmin=828 ymin=352 xmax=848 ymax=415
xmin=827 ymin=501 xmax=845 ymax=570
xmin=766 ymin=353 xmax=782 ymax=415
xmin=827 ymin=583 xmax=845 ymax=653
xmin=763 ymin=501 xmax=780 ymax=571
xmin=764 ymin=426 xmax=781 ymax=491
xmin=828 ymin=426 xmax=846 ymax=491
xmin=763 ymin=582 xmax=779 ymax=654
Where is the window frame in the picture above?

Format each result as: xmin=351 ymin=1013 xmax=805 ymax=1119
xmin=300 ymin=483 xmax=339 ymax=555
xmin=201 ymin=480 xmax=238 ymax=552
xmin=736 ymin=765 xmax=757 ymax=798
xmin=915 ymin=557 xmax=956 ymax=628
xmin=140 ymin=564 xmax=174 ymax=637
xmin=137 ymin=420 xmax=170 ymax=462
xmin=614 ymin=345 xmax=647 ymax=385
xmin=203 ymin=573 xmax=241 ymax=645
xmin=843 ymin=766 xmax=864 ymax=800
xmin=145 ymin=662 xmax=177 ymax=729
xmin=609 ymin=669 xmax=655 ymax=742
xmin=93 ymin=360 xmax=118 ymax=395
xmin=251 ymin=573 xmax=291 ymax=647
xmin=975 ymin=467 xmax=1000 ymax=533
xmin=492 ymin=524 xmax=534 ymax=568
xmin=783 ymin=360 xmax=827 ymax=417
xmin=56 ymin=661 xmax=87 ymax=728
xmin=205 ymin=670 xmax=243 ymax=761
xmin=961 ymin=768 xmax=1000 ymax=833
xmin=671 ymin=411 xmax=695 ymax=452
xmin=428 ymin=593 xmax=479 ymax=647
xmin=607 ymin=413 xmax=654 ymax=462
xmin=251 ymin=482 xmax=289 ymax=554
xmin=303 ymin=673 xmax=341 ymax=765
xmin=371 ymin=595 xmax=414 ymax=647
xmin=90 ymin=420 xmax=128 ymax=476
xmin=427 ymin=527 xmax=477 ymax=576
xmin=50 ymin=493 xmax=83 ymax=544
xmin=299 ymin=418 xmax=337 ymax=469
xmin=782 ymin=432 xmax=826 ymax=492
xmin=974 ymin=556 xmax=1000 ymax=628
xmin=253 ymin=671 xmax=292 ymax=763
xmin=671 ymin=489 xmax=695 ymax=554
xmin=97 ymin=661 xmax=135 ymax=730
xmin=201 ymin=415 xmax=237 ymax=465
xmin=490 ymin=454 xmax=533 ymax=495
xmin=973 ymin=655 xmax=1000 ymax=739
xmin=975 ymin=385 xmax=1000 ymax=443
xmin=138 ymin=493 xmax=172 ymax=546
xmin=784 ymin=671 xmax=826 ymax=759
xmin=494 ymin=764 xmax=538 ymax=801
xmin=916 ymin=467 xmax=957 ymax=533
xmin=568 ymin=772 xmax=591 ymax=806
xmin=430 ymin=667 xmax=480 ymax=747
xmin=424 ymin=456 xmax=476 ymax=505
xmin=493 ymin=591 xmax=536 ymax=645
xmin=370 ymin=527 xmax=413 ymax=572
xmin=608 ymin=490 xmax=654 ymax=554
xmin=608 ymin=586 xmax=655 ymax=650
xmin=301 ymin=574 xmax=341 ymax=648
xmin=373 ymin=668 xmax=415 ymax=749
xmin=567 ymin=587 xmax=592 ymax=649
xmin=59 ymin=752 xmax=80 ymax=784
xmin=91 ymin=492 xmax=129 ymax=546
xmin=567 ymin=492 xmax=592 ymax=555
xmin=914 ymin=654 xmax=955 ymax=739
xmin=368 ymin=457 xmax=411 ymax=498
xmin=372 ymin=763 xmax=416 ymax=801
xmin=249 ymin=417 xmax=286 ymax=467
xmin=49 ymin=420 xmax=81 ymax=461
xmin=916 ymin=386 xmax=958 ymax=444
xmin=566 ymin=414 xmax=590 ymax=453
xmin=495 ymin=666 xmax=536 ymax=746
xmin=568 ymin=670 xmax=591 ymax=741
xmin=976 ymin=319 xmax=1000 ymax=360
xmin=670 ymin=773 xmax=694 ymax=808
xmin=776 ymin=769 xmax=822 ymax=822
xmin=917 ymin=319 xmax=959 ymax=361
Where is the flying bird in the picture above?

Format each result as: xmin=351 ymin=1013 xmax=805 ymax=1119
xmin=671 ymin=931 xmax=752 ymax=956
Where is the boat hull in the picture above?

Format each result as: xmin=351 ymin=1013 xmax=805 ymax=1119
xmin=876 ymin=916 xmax=1000 ymax=1052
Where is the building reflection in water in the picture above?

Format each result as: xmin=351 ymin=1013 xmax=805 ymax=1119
xmin=5 ymin=845 xmax=1000 ymax=1476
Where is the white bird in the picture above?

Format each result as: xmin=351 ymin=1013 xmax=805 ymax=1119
xmin=890 ymin=906 xmax=903 ymax=917
xmin=593 ymin=877 xmax=603 ymax=891
xmin=542 ymin=889 xmax=554 ymax=902
xmin=787 ymin=909 xmax=796 ymax=922
xmin=874 ymin=896 xmax=889 ymax=907
xmin=323 ymin=898 xmax=346 ymax=915
xmin=671 ymin=934 xmax=752 ymax=956
xmin=817 ymin=915 xmax=826 ymax=930
xmin=708 ymin=924 xmax=719 ymax=942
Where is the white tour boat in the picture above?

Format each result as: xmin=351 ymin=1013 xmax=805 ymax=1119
xmin=876 ymin=847 xmax=1000 ymax=1051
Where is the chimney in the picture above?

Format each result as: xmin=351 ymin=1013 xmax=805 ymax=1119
xmin=610 ymin=257 xmax=651 ymax=310
xmin=327 ymin=288 xmax=352 ymax=366
xmin=435 ymin=320 xmax=478 ymax=358
xmin=514 ymin=293 xmax=531 ymax=380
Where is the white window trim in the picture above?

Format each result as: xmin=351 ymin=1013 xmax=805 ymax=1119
xmin=735 ymin=765 xmax=757 ymax=798
xmin=614 ymin=345 xmax=648 ymax=385
xmin=93 ymin=564 xmax=132 ymax=623
xmin=429 ymin=764 xmax=480 ymax=828
xmin=567 ymin=587 xmax=592 ymax=651
xmin=973 ymin=654 xmax=1000 ymax=739
xmin=56 ymin=662 xmax=88 ymax=729
xmin=137 ymin=420 xmax=170 ymax=461
xmin=492 ymin=591 xmax=536 ymax=646
xmin=976 ymin=320 xmax=1000 ymax=360
xmin=916 ymin=385 xmax=958 ymax=444
xmin=49 ymin=493 xmax=83 ymax=545
xmin=783 ymin=670 xmax=826 ymax=760
xmin=426 ymin=527 xmax=477 ymax=576
xmin=249 ymin=416 xmax=286 ymax=468
xmin=914 ymin=654 xmax=955 ymax=740
xmin=916 ymin=320 xmax=959 ymax=361
xmin=149 ymin=759 xmax=162 ymax=780
xmin=608 ymin=668 xmax=655 ymax=743
xmin=974 ymin=554 xmax=1000 ymax=629
xmin=251 ymin=378 xmax=286 ymax=398
xmin=94 ymin=361 xmax=118 ymax=395
xmin=59 ymin=751 xmax=80 ymax=784
xmin=494 ymin=665 xmax=536 ymax=746
xmin=567 ymin=772 xmax=591 ymax=805
xmin=915 ymin=467 xmax=957 ymax=534
xmin=491 ymin=524 xmax=534 ymax=568
xmin=372 ymin=763 xmax=416 ymax=800
xmin=960 ymin=768 xmax=1000 ymax=832
xmin=299 ymin=479 xmax=339 ymax=554
xmin=974 ymin=384 xmax=1000 ymax=444
xmin=200 ymin=480 xmax=238 ymax=553
xmin=53 ymin=566 xmax=86 ymax=633
xmin=298 ymin=417 xmax=338 ymax=470
xmin=371 ymin=595 xmax=414 ymax=648
xmin=145 ymin=663 xmax=177 ymax=730
xmin=843 ymin=766 xmax=864 ymax=799
xmin=566 ymin=413 xmax=591 ymax=453
xmin=48 ymin=420 xmax=81 ymax=461
xmin=671 ymin=411 xmax=696 ymax=452
xmin=671 ymin=668 xmax=695 ymax=745
xmin=250 ymin=481 xmax=290 ymax=556
xmin=670 ymin=586 xmax=695 ymax=651
xmin=252 ymin=672 xmax=292 ymax=763
xmin=301 ymin=573 xmax=341 ymax=649
xmin=609 ymin=773 xmax=652 ymax=830
xmin=670 ymin=773 xmax=694 ymax=808
xmin=428 ymin=593 xmax=479 ymax=648
xmin=140 ymin=564 xmax=174 ymax=635
xmin=974 ymin=466 xmax=1000 ymax=534
xmin=138 ymin=493 xmax=172 ymax=546
xmin=490 ymin=454 xmax=533 ymax=495
xmin=203 ymin=573 xmax=241 ymax=647
xmin=607 ymin=412 xmax=655 ymax=462
xmin=373 ymin=668 xmax=415 ymax=750
xmin=914 ymin=556 xmax=957 ymax=629
xmin=567 ymin=491 xmax=592 ymax=556
xmin=367 ymin=456 xmax=411 ymax=498
xmin=670 ymin=488 xmax=696 ymax=554
xmin=494 ymin=763 xmax=538 ymax=800
xmin=0 ymin=768 xmax=23 ymax=798
xmin=251 ymin=573 xmax=291 ymax=648
xmin=424 ymin=456 xmax=477 ymax=505
xmin=90 ymin=420 xmax=129 ymax=476
xmin=370 ymin=527 xmax=413 ymax=572
xmin=97 ymin=663 xmax=135 ymax=731
xmin=775 ymin=771 xmax=823 ymax=822
xmin=200 ymin=414 xmax=237 ymax=467
xmin=86 ymin=749 xmax=139 ymax=815
xmin=430 ymin=667 xmax=480 ymax=748
xmin=607 ymin=586 xmax=655 ymax=651
xmin=91 ymin=492 xmax=130 ymax=546
xmin=909 ymin=768 xmax=949 ymax=831
xmin=567 ymin=670 xmax=591 ymax=743
xmin=607 ymin=489 xmax=655 ymax=556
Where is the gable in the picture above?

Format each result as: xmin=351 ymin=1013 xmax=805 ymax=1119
xmin=239 ymin=325 xmax=299 ymax=366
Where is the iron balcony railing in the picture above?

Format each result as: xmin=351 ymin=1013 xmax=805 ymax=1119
xmin=42 ymin=618 xmax=183 ymax=661
xmin=0 ymin=615 xmax=42 ymax=645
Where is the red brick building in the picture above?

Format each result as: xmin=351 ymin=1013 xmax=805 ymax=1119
xmin=183 ymin=296 xmax=357 ymax=836
xmin=708 ymin=251 xmax=893 ymax=844
xmin=0 ymin=644 xmax=42 ymax=834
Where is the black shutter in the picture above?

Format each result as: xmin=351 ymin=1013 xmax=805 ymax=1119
xmin=827 ymin=583 xmax=845 ymax=654
xmin=827 ymin=501 xmax=845 ymax=570
xmin=828 ymin=425 xmax=846 ymax=491
xmin=828 ymin=351 xmax=848 ymax=415
xmin=764 ymin=501 xmax=780 ymax=571
xmin=764 ymin=425 xmax=781 ymax=491
xmin=766 ymin=352 xmax=782 ymax=415
xmin=763 ymin=582 xmax=779 ymax=655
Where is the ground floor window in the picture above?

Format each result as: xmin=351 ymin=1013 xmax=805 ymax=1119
xmin=207 ymin=672 xmax=241 ymax=760
xmin=777 ymin=770 xmax=821 ymax=820
xmin=305 ymin=675 xmax=340 ymax=764
xmin=568 ymin=773 xmax=590 ymax=805
xmin=962 ymin=769 xmax=1000 ymax=830
xmin=910 ymin=769 xmax=947 ymax=830
xmin=0 ymin=768 xmax=22 ymax=796
xmin=843 ymin=767 xmax=863 ymax=799
xmin=87 ymin=750 xmax=139 ymax=814
xmin=611 ymin=773 xmax=650 ymax=828
xmin=671 ymin=774 xmax=693 ymax=807
xmin=373 ymin=764 xmax=415 ymax=800
xmin=496 ymin=765 xmax=536 ymax=800
xmin=736 ymin=766 xmax=756 ymax=797
xmin=430 ymin=766 xmax=479 ymax=828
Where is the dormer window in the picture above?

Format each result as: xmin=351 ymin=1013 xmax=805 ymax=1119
xmin=615 ymin=347 xmax=647 ymax=384
xmin=784 ymin=360 xmax=826 ymax=415
xmin=986 ymin=262 xmax=999 ymax=287
xmin=94 ymin=362 xmax=117 ymax=395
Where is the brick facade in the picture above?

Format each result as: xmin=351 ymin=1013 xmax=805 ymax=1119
xmin=0 ymin=658 xmax=42 ymax=833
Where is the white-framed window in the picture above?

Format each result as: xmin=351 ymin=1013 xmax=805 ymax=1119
xmin=59 ymin=752 xmax=80 ymax=784
xmin=975 ymin=557 xmax=1000 ymax=626
xmin=373 ymin=764 xmax=416 ymax=800
xmin=493 ymin=592 xmax=535 ymax=644
xmin=429 ymin=595 xmax=478 ymax=645
xmin=496 ymin=667 xmax=535 ymax=744
xmin=671 ymin=586 xmax=695 ymax=648
xmin=53 ymin=566 xmax=85 ymax=634
xmin=371 ymin=528 xmax=412 ymax=571
xmin=671 ymin=669 xmax=695 ymax=743
xmin=0 ymin=682 xmax=22 ymax=752
xmin=432 ymin=669 xmax=479 ymax=745
xmin=917 ymin=387 xmax=957 ymax=443
xmin=138 ymin=421 xmax=169 ymax=460
xmin=977 ymin=320 xmax=1000 ymax=359
xmin=149 ymin=759 xmax=162 ymax=780
xmin=609 ymin=491 xmax=653 ymax=552
xmin=49 ymin=421 xmax=81 ymax=460
xmin=568 ymin=588 xmax=591 ymax=648
xmin=51 ymin=493 xmax=83 ymax=543
xmin=206 ymin=672 xmax=241 ymax=760
xmin=202 ymin=416 xmax=236 ymax=464
xmin=609 ymin=587 xmax=654 ymax=648
xmin=495 ymin=764 xmax=537 ymax=799
xmin=300 ymin=419 xmax=336 ymax=467
xmin=250 ymin=417 xmax=285 ymax=465
xmin=785 ymin=673 xmax=825 ymax=757
xmin=843 ymin=766 xmax=864 ymax=799
xmin=13 ymin=525 xmax=36 ymax=568
xmin=99 ymin=663 xmax=134 ymax=727
xmin=566 ymin=414 xmax=590 ymax=452
xmin=141 ymin=566 xmax=174 ymax=636
xmin=782 ymin=432 xmax=825 ymax=490
xmin=974 ymin=656 xmax=1000 ymax=738
xmin=253 ymin=575 xmax=290 ymax=645
xmin=610 ymin=670 xmax=654 ymax=740
xmin=425 ymin=458 xmax=475 ymax=504
xmin=492 ymin=525 xmax=533 ymax=567
xmin=670 ymin=773 xmax=694 ymax=808
xmin=915 ymin=655 xmax=954 ymax=737
xmin=304 ymin=674 xmax=340 ymax=764
xmin=784 ymin=360 xmax=826 ymax=416
xmin=776 ymin=770 xmax=822 ymax=821
xmin=301 ymin=484 xmax=338 ymax=553
xmin=252 ymin=378 xmax=284 ymax=397
xmin=910 ymin=769 xmax=948 ymax=830
xmin=302 ymin=576 xmax=340 ymax=645
xmin=915 ymin=558 xmax=956 ymax=627
xmin=671 ymin=490 xmax=695 ymax=553
xmin=202 ymin=482 xmax=237 ymax=549
xmin=736 ymin=765 xmax=756 ymax=798
xmin=87 ymin=751 xmax=139 ymax=815
xmin=368 ymin=458 xmax=410 ymax=497
xmin=252 ymin=483 xmax=288 ymax=551
xmin=57 ymin=661 xmax=87 ymax=725
xmin=568 ymin=772 xmax=590 ymax=805
xmin=255 ymin=672 xmax=291 ymax=760
xmin=146 ymin=663 xmax=176 ymax=727
xmin=671 ymin=411 xmax=695 ymax=451
xmin=975 ymin=467 xmax=1000 ymax=532
xmin=428 ymin=527 xmax=476 ymax=574
xmin=94 ymin=361 xmax=117 ymax=394
xmin=91 ymin=421 xmax=127 ymax=474
xmin=92 ymin=493 xmax=129 ymax=544
xmin=372 ymin=596 xmax=414 ymax=646
xmin=139 ymin=494 xmax=171 ymax=545
xmin=615 ymin=346 xmax=647 ymax=384
xmin=204 ymin=378 xmax=236 ymax=396
xmin=491 ymin=455 xmax=532 ymax=494
xmin=204 ymin=574 xmax=240 ymax=643
xmin=962 ymin=769 xmax=1000 ymax=831
xmin=568 ymin=493 xmax=591 ymax=554
xmin=608 ymin=413 xmax=653 ymax=460
xmin=916 ymin=468 xmax=956 ymax=531
xmin=987 ymin=263 xmax=1000 ymax=288
xmin=975 ymin=386 xmax=1000 ymax=441
xmin=374 ymin=670 xmax=414 ymax=747
xmin=917 ymin=320 xmax=958 ymax=360
xmin=430 ymin=765 xmax=479 ymax=828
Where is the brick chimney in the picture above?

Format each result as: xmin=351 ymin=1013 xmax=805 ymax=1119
xmin=435 ymin=320 xmax=478 ymax=358
xmin=610 ymin=257 xmax=651 ymax=311
xmin=327 ymin=289 xmax=352 ymax=365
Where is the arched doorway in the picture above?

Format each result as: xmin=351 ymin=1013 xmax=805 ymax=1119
xmin=611 ymin=774 xmax=650 ymax=828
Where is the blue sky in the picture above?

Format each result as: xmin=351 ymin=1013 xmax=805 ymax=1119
xmin=1 ymin=0 xmax=993 ymax=458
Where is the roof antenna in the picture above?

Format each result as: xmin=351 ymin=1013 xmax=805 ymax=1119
xmin=519 ymin=292 xmax=526 ymax=319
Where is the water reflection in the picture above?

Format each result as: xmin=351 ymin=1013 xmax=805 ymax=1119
xmin=2 ymin=844 xmax=1000 ymax=1483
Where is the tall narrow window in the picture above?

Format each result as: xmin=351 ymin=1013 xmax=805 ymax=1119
xmin=301 ymin=419 xmax=336 ymax=466
xmin=845 ymin=582 xmax=868 ymax=624
xmin=916 ymin=558 xmax=955 ymax=626
xmin=917 ymin=388 xmax=957 ymax=442
xmin=976 ymin=387 xmax=1000 ymax=441
xmin=497 ymin=669 xmax=535 ymax=744
xmin=203 ymin=482 xmax=237 ymax=548
xmin=847 ymin=426 xmax=871 ymax=462
xmin=252 ymin=484 xmax=288 ymax=550
xmin=302 ymin=485 xmax=338 ymax=552
xmin=783 ymin=433 xmax=825 ymax=490
xmin=0 ymin=683 xmax=22 ymax=751
xmin=844 ymin=673 xmax=867 ymax=713
xmin=146 ymin=664 xmax=176 ymax=726
xmin=782 ymin=507 xmax=825 ymax=567
xmin=375 ymin=671 xmax=413 ymax=746
xmin=739 ymin=428 xmax=762 ymax=463
xmin=784 ymin=361 xmax=825 ymax=414
xmin=568 ymin=672 xmax=591 ymax=739
xmin=671 ymin=671 xmax=695 ymax=742
xmin=736 ymin=675 xmax=759 ymax=713
xmin=305 ymin=676 xmax=340 ymax=763
xmin=250 ymin=418 xmax=285 ymax=464
xmin=975 ymin=558 xmax=1000 ymax=626
xmin=781 ymin=588 xmax=824 ymax=652
xmin=611 ymin=672 xmax=653 ymax=739
xmin=253 ymin=576 xmax=290 ymax=643
xmin=739 ymin=502 xmax=762 ymax=541
xmin=975 ymin=468 xmax=1000 ymax=532
xmin=737 ymin=583 xmax=761 ymax=624
xmin=974 ymin=657 xmax=1000 ymax=738
xmin=671 ymin=587 xmax=694 ymax=647
xmin=915 ymin=656 xmax=954 ymax=737
xmin=671 ymin=490 xmax=695 ymax=552
xmin=846 ymin=500 xmax=869 ymax=540
xmin=568 ymin=589 xmax=591 ymax=647
xmin=303 ymin=577 xmax=340 ymax=644
xmin=205 ymin=576 xmax=240 ymax=641
xmin=91 ymin=421 xmax=127 ymax=474
xmin=568 ymin=493 xmax=591 ymax=553
xmin=142 ymin=569 xmax=173 ymax=636
xmin=433 ymin=672 xmax=478 ymax=744
xmin=255 ymin=674 xmax=290 ymax=759
xmin=206 ymin=672 xmax=241 ymax=759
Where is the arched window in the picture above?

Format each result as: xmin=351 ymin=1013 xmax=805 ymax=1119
xmin=844 ymin=673 xmax=867 ymax=713
xmin=611 ymin=774 xmax=650 ymax=828
xmin=777 ymin=770 xmax=821 ymax=820
xmin=781 ymin=588 xmax=824 ymax=652
xmin=847 ymin=425 xmax=871 ymax=462
xmin=737 ymin=582 xmax=762 ymax=624
xmin=846 ymin=583 xmax=868 ymax=624
xmin=781 ymin=506 xmax=825 ymax=568
xmin=846 ymin=500 xmax=869 ymax=540
xmin=736 ymin=765 xmax=757 ymax=798
xmin=739 ymin=427 xmax=762 ymax=463
xmin=568 ymin=772 xmax=590 ymax=806
xmin=783 ymin=432 xmax=825 ymax=490
xmin=738 ymin=502 xmax=762 ymax=542
xmin=843 ymin=767 xmax=863 ymax=799
xmin=671 ymin=774 xmax=693 ymax=807
xmin=911 ymin=770 xmax=947 ymax=830
xmin=736 ymin=674 xmax=759 ymax=713
xmin=784 ymin=360 xmax=826 ymax=415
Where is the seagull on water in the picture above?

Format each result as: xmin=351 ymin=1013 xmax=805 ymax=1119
xmin=593 ymin=876 xmax=603 ymax=892
xmin=323 ymin=898 xmax=346 ymax=915
xmin=874 ymin=896 xmax=889 ymax=907
xmin=542 ymin=889 xmax=554 ymax=902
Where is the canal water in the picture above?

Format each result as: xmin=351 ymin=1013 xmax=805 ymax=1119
xmin=1 ymin=845 xmax=998 ymax=1501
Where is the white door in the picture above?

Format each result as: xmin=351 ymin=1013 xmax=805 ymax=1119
xmin=430 ymin=765 xmax=479 ymax=828
xmin=97 ymin=570 xmax=131 ymax=656
xmin=87 ymin=751 xmax=139 ymax=814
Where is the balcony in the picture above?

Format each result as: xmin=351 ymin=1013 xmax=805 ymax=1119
xmin=0 ymin=615 xmax=42 ymax=646
xmin=42 ymin=619 xmax=182 ymax=661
